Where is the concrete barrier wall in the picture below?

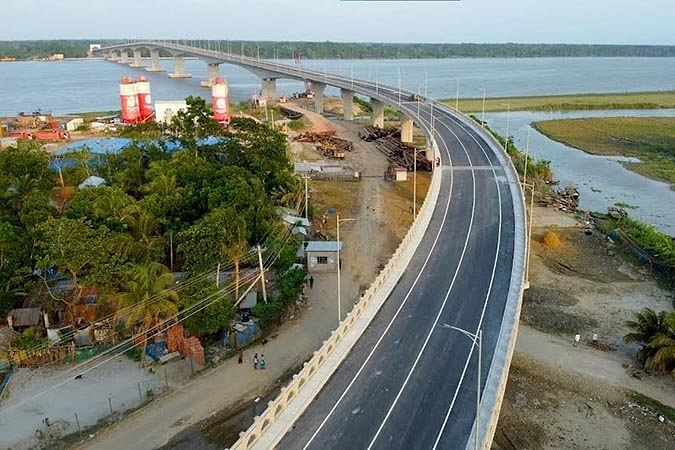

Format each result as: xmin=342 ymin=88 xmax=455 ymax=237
xmin=230 ymin=133 xmax=443 ymax=450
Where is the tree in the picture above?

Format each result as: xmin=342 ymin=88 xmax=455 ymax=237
xmin=167 ymin=96 xmax=224 ymax=153
xmin=114 ymin=262 xmax=178 ymax=363
xmin=650 ymin=313 xmax=675 ymax=373
xmin=35 ymin=217 xmax=122 ymax=319
xmin=624 ymin=308 xmax=675 ymax=371
xmin=181 ymin=280 xmax=234 ymax=337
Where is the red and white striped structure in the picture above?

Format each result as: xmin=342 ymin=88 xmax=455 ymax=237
xmin=119 ymin=76 xmax=140 ymax=124
xmin=211 ymin=77 xmax=230 ymax=124
xmin=136 ymin=76 xmax=154 ymax=121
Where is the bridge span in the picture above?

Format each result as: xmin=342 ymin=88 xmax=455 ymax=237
xmin=94 ymin=41 xmax=527 ymax=450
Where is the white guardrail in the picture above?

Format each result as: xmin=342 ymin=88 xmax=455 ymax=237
xmin=230 ymin=133 xmax=443 ymax=450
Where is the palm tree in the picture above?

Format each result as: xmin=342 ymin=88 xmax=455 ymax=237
xmin=650 ymin=313 xmax=675 ymax=373
xmin=624 ymin=308 xmax=670 ymax=366
xmin=3 ymin=175 xmax=39 ymax=211
xmin=114 ymin=262 xmax=178 ymax=364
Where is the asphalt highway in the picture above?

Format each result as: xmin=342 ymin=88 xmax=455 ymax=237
xmin=277 ymin=101 xmax=516 ymax=449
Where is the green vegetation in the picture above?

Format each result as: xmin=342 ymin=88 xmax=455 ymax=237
xmin=4 ymin=40 xmax=675 ymax=60
xmin=533 ymin=117 xmax=675 ymax=184
xmin=0 ymin=97 xmax=304 ymax=341
xmin=615 ymin=217 xmax=675 ymax=266
xmin=477 ymin=119 xmax=553 ymax=183
xmin=624 ymin=308 xmax=675 ymax=374
xmin=11 ymin=327 xmax=48 ymax=350
xmin=631 ymin=392 xmax=675 ymax=422
xmin=443 ymin=91 xmax=675 ymax=113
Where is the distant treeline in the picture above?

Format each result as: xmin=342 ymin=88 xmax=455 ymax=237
xmin=2 ymin=40 xmax=675 ymax=60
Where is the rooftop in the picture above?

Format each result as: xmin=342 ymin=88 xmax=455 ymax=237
xmin=305 ymin=241 xmax=343 ymax=252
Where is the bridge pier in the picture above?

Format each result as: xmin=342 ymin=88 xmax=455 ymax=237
xmin=313 ymin=82 xmax=326 ymax=114
xmin=168 ymin=56 xmax=192 ymax=78
xmin=146 ymin=49 xmax=165 ymax=72
xmin=107 ymin=52 xmax=119 ymax=62
xmin=371 ymin=98 xmax=385 ymax=128
xmin=401 ymin=115 xmax=414 ymax=143
xmin=201 ymin=63 xmax=220 ymax=88
xmin=341 ymin=89 xmax=354 ymax=121
xmin=129 ymin=49 xmax=144 ymax=68
xmin=119 ymin=50 xmax=130 ymax=64
xmin=261 ymin=78 xmax=277 ymax=102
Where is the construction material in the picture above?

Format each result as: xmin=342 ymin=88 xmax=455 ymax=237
xmin=295 ymin=131 xmax=353 ymax=159
xmin=539 ymin=186 xmax=580 ymax=211
xmin=359 ymin=126 xmax=431 ymax=172
xmin=358 ymin=126 xmax=396 ymax=142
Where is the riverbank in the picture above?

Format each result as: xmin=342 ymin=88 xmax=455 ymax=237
xmin=445 ymin=91 xmax=675 ymax=113
xmin=532 ymin=116 xmax=675 ymax=186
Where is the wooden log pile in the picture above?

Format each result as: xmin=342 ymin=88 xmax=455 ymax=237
xmin=539 ymin=186 xmax=580 ymax=211
xmin=374 ymin=136 xmax=431 ymax=172
xmin=358 ymin=126 xmax=396 ymax=141
xmin=295 ymin=131 xmax=353 ymax=159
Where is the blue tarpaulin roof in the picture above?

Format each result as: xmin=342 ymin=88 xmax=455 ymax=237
xmin=55 ymin=136 xmax=227 ymax=156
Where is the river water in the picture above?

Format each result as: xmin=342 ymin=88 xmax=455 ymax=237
xmin=1 ymin=56 xmax=674 ymax=233
xmin=484 ymin=110 xmax=675 ymax=235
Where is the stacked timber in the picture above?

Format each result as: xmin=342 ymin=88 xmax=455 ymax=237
xmin=374 ymin=136 xmax=431 ymax=172
xmin=295 ymin=131 xmax=353 ymax=159
xmin=358 ymin=126 xmax=396 ymax=141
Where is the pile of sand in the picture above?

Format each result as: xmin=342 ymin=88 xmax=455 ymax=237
xmin=541 ymin=230 xmax=562 ymax=249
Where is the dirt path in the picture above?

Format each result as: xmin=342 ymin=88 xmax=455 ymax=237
xmin=516 ymin=326 xmax=675 ymax=408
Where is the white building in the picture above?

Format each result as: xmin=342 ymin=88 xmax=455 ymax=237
xmin=155 ymin=101 xmax=188 ymax=124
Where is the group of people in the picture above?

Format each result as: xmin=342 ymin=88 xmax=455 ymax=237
xmin=252 ymin=353 xmax=266 ymax=370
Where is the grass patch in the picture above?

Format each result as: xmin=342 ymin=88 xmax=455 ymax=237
xmin=533 ymin=117 xmax=675 ymax=184
xmin=631 ymin=392 xmax=675 ymax=422
xmin=67 ymin=110 xmax=119 ymax=120
xmin=444 ymin=91 xmax=675 ymax=113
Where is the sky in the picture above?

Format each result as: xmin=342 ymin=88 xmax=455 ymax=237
xmin=2 ymin=0 xmax=674 ymax=45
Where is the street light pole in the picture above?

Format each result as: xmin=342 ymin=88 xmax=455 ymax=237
xmin=336 ymin=215 xmax=355 ymax=324
xmin=444 ymin=325 xmax=482 ymax=450
xmin=523 ymin=126 xmax=531 ymax=186
xmin=455 ymin=78 xmax=460 ymax=111
xmin=480 ymin=88 xmax=486 ymax=127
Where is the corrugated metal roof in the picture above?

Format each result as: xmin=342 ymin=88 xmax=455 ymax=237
xmin=9 ymin=308 xmax=42 ymax=327
xmin=305 ymin=241 xmax=343 ymax=252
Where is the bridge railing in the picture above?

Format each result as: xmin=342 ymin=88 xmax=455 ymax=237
xmin=229 ymin=104 xmax=443 ymax=450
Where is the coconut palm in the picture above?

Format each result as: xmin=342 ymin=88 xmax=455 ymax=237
xmin=624 ymin=308 xmax=670 ymax=366
xmin=650 ymin=313 xmax=675 ymax=373
xmin=114 ymin=262 xmax=178 ymax=363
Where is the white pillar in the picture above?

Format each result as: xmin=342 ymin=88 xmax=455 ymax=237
xmin=107 ymin=52 xmax=119 ymax=62
xmin=119 ymin=50 xmax=130 ymax=64
xmin=401 ymin=115 xmax=413 ymax=143
xmin=341 ymin=89 xmax=354 ymax=121
xmin=201 ymin=63 xmax=220 ymax=88
xmin=146 ymin=49 xmax=165 ymax=72
xmin=130 ymin=49 xmax=144 ymax=68
xmin=313 ymin=82 xmax=326 ymax=114
xmin=261 ymin=78 xmax=277 ymax=101
xmin=372 ymin=98 xmax=384 ymax=128
xmin=168 ymin=56 xmax=192 ymax=78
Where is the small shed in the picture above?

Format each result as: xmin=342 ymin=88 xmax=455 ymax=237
xmin=7 ymin=308 xmax=44 ymax=332
xmin=386 ymin=165 xmax=408 ymax=182
xmin=66 ymin=118 xmax=84 ymax=132
xmin=305 ymin=241 xmax=343 ymax=273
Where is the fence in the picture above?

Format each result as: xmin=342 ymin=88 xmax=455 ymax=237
xmin=230 ymin=130 xmax=443 ymax=449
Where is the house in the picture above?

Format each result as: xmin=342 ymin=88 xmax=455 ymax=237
xmin=7 ymin=308 xmax=45 ymax=332
xmin=305 ymin=241 xmax=343 ymax=273
xmin=385 ymin=165 xmax=408 ymax=182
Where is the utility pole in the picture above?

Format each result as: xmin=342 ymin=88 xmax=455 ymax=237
xmin=480 ymin=88 xmax=486 ymax=126
xmin=216 ymin=263 xmax=221 ymax=287
xmin=455 ymin=78 xmax=460 ymax=111
xmin=257 ymin=245 xmax=268 ymax=303
xmin=304 ymin=176 xmax=309 ymax=220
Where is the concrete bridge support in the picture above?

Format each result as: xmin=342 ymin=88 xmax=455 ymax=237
xmin=262 ymin=78 xmax=277 ymax=102
xmin=130 ymin=49 xmax=144 ymax=68
xmin=201 ymin=63 xmax=221 ymax=87
xmin=168 ymin=56 xmax=192 ymax=78
xmin=313 ymin=82 xmax=326 ymax=114
xmin=341 ymin=89 xmax=355 ymax=121
xmin=401 ymin=115 xmax=414 ymax=143
xmin=146 ymin=49 xmax=165 ymax=72
xmin=119 ymin=50 xmax=130 ymax=64
xmin=107 ymin=52 xmax=119 ymax=62
xmin=372 ymin=98 xmax=385 ymax=128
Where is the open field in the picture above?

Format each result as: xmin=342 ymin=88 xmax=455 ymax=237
xmin=532 ymin=117 xmax=675 ymax=185
xmin=442 ymin=91 xmax=675 ymax=113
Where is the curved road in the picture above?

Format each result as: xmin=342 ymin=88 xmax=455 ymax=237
xmin=95 ymin=43 xmax=524 ymax=449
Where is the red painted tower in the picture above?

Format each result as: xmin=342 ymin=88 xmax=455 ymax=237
xmin=211 ymin=78 xmax=230 ymax=125
xmin=136 ymin=76 xmax=153 ymax=122
xmin=119 ymin=77 xmax=140 ymax=124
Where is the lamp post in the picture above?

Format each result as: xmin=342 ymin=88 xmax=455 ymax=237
xmin=455 ymin=78 xmax=460 ymax=111
xmin=500 ymin=102 xmax=511 ymax=153
xmin=442 ymin=324 xmax=482 ymax=450
xmin=335 ymin=215 xmax=356 ymax=324
xmin=479 ymin=88 xmax=486 ymax=127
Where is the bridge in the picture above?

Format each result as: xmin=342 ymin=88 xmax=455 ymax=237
xmin=93 ymin=41 xmax=527 ymax=450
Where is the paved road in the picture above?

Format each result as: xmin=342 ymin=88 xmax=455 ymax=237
xmin=96 ymin=43 xmax=522 ymax=449
xmin=277 ymin=101 xmax=515 ymax=449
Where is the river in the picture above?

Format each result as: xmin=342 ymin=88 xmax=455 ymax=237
xmin=1 ymin=56 xmax=674 ymax=233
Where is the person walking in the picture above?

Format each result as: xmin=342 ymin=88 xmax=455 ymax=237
xmin=574 ymin=333 xmax=581 ymax=347
xmin=309 ymin=276 xmax=314 ymax=289
xmin=252 ymin=353 xmax=259 ymax=370
xmin=259 ymin=354 xmax=266 ymax=370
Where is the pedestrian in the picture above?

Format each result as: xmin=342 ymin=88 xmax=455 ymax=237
xmin=259 ymin=354 xmax=266 ymax=370
xmin=574 ymin=333 xmax=581 ymax=347
xmin=592 ymin=332 xmax=598 ymax=345
xmin=436 ymin=156 xmax=441 ymax=167
xmin=252 ymin=353 xmax=259 ymax=370
xmin=309 ymin=276 xmax=314 ymax=289
xmin=238 ymin=350 xmax=243 ymax=364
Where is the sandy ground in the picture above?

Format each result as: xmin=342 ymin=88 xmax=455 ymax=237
xmin=495 ymin=205 xmax=675 ymax=448
xmin=69 ymin=104 xmax=427 ymax=449
xmin=0 ymin=357 xmax=166 ymax=449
